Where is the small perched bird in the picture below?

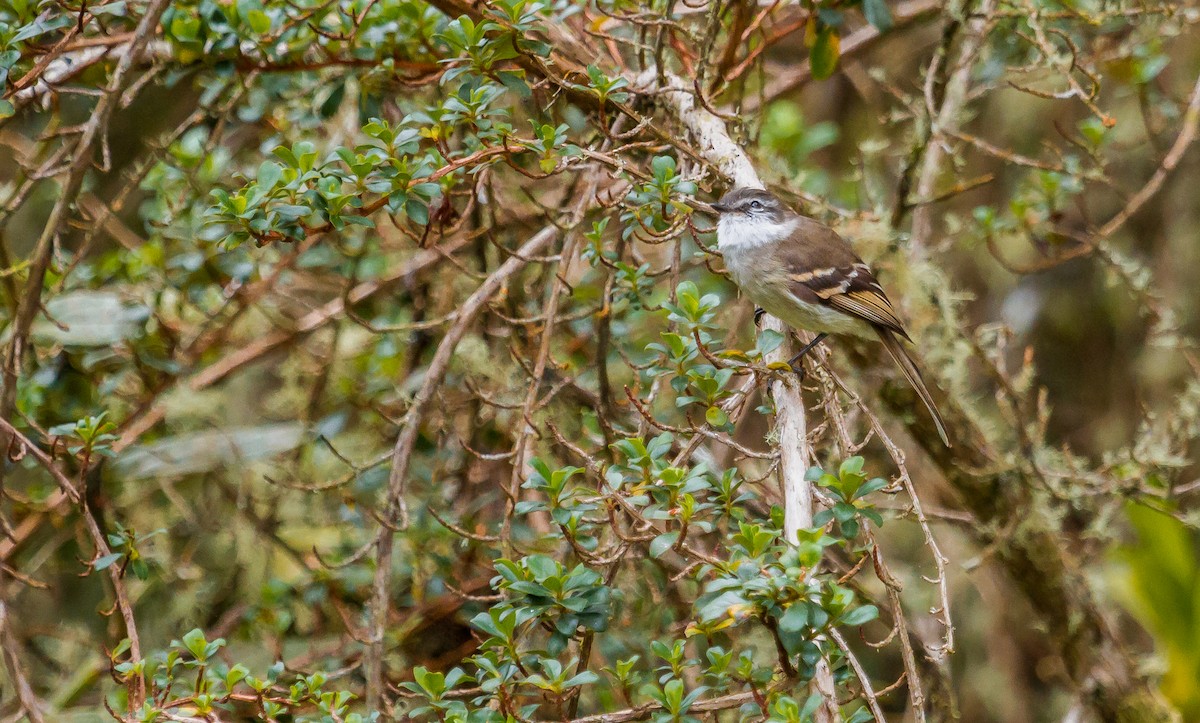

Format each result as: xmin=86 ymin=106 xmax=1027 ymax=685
xmin=711 ymin=187 xmax=950 ymax=446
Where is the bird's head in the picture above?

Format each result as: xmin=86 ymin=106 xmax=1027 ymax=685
xmin=711 ymin=188 xmax=794 ymax=250
xmin=710 ymin=187 xmax=786 ymax=221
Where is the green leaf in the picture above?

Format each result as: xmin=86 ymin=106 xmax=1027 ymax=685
xmin=406 ymin=199 xmax=429 ymax=225
xmin=112 ymin=638 xmax=132 ymax=657
xmin=838 ymin=456 xmax=864 ymax=477
xmin=257 ymin=161 xmax=283 ymax=189
xmin=757 ymin=328 xmax=785 ymax=355
xmin=0 ymin=99 xmax=14 ymax=119
xmin=497 ymin=69 xmax=530 ymax=97
xmin=779 ymin=603 xmax=808 ymax=632
xmin=861 ymin=0 xmax=893 ymax=31
xmin=695 ymin=589 xmax=750 ymax=623
xmin=48 ymin=422 xmax=79 ymax=437
xmin=650 ymin=531 xmax=680 ymax=558
xmin=777 ymin=604 xmax=810 ymax=655
xmin=12 ymin=15 xmax=74 ymax=43
xmin=853 ymin=477 xmax=888 ymax=500
xmin=809 ymin=26 xmax=840 ymax=80
xmin=525 ymin=554 xmax=559 ymax=580
xmin=799 ymin=694 xmax=824 ymax=719
xmin=564 ymin=670 xmax=600 ymax=687
xmin=93 ymin=552 xmax=124 ymax=571
xmin=181 ymin=628 xmax=209 ymax=660
xmin=650 ymin=155 xmax=677 ymax=181
xmin=170 ymin=14 xmax=201 ymax=42
xmin=247 ymin=9 xmax=271 ymax=34
xmin=841 ymin=604 xmax=879 ymax=626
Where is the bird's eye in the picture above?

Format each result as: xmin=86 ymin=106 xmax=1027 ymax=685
xmin=749 ymin=200 xmax=763 ymax=210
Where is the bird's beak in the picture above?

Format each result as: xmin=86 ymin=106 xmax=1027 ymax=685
xmin=709 ymin=201 xmax=730 ymax=213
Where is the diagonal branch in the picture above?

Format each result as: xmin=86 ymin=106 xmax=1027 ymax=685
xmin=0 ymin=417 xmax=145 ymax=711
xmin=907 ymin=0 xmax=997 ymax=251
xmin=0 ymin=0 xmax=172 ymax=498
xmin=0 ymin=3 xmax=170 ymax=716
xmin=365 ymin=178 xmax=601 ymax=710
xmin=746 ymin=0 xmax=945 ymax=112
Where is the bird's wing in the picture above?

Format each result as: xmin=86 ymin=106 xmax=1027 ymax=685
xmin=820 ymin=268 xmax=909 ymax=339
xmin=779 ymin=224 xmax=911 ymax=339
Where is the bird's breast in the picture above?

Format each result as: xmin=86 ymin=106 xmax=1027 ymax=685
xmin=723 ymin=247 xmax=874 ymax=339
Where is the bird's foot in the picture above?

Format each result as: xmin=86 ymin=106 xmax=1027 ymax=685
xmin=781 ymin=333 xmax=830 ymax=383
xmin=788 ymin=359 xmax=807 ymax=382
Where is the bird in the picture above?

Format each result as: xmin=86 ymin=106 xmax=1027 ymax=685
xmin=710 ymin=186 xmax=950 ymax=447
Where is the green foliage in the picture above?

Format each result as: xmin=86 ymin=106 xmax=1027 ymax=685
xmin=1114 ymin=504 xmax=1200 ymax=718
xmin=3 ymin=0 xmax=1198 ymax=720
xmin=808 ymin=457 xmax=887 ymax=540
xmin=98 ymin=522 xmax=165 ymax=581
xmin=373 ymin=446 xmax=892 ymax=719
xmin=759 ymin=102 xmax=837 ymax=192
xmin=110 ymin=630 xmax=364 ymax=721
xmin=491 ymin=555 xmax=613 ymax=654
xmin=581 ymin=64 xmax=631 ymax=105
xmin=622 ymin=155 xmax=697 ymax=239
xmin=807 ymin=21 xmax=841 ymax=81
xmin=48 ymin=411 xmax=120 ymax=459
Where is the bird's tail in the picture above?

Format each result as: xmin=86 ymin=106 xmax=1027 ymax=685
xmin=875 ymin=328 xmax=951 ymax=447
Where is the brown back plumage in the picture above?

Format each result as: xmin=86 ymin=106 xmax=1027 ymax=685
xmin=781 ymin=217 xmax=950 ymax=446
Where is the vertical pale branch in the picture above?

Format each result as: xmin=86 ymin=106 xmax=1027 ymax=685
xmin=645 ymin=70 xmax=838 ymax=721
xmin=639 ymin=71 xmax=815 ymax=535
xmin=773 ymin=370 xmax=814 ymax=544
xmin=909 ymin=0 xmax=997 ymax=251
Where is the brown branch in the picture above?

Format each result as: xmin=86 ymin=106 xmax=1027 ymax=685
xmin=1094 ymin=70 xmax=1200 ymax=241
xmin=365 ymin=209 xmax=587 ymax=708
xmin=830 ymin=627 xmax=887 ymax=723
xmin=907 ymin=0 xmax=997 ymax=251
xmin=0 ymin=0 xmax=172 ymax=523
xmin=876 ymin=327 xmax=1178 ymax=720
xmin=0 ymin=593 xmax=46 ymax=723
xmin=504 ymin=174 xmax=601 ymax=547
xmin=113 ymin=235 xmax=472 ymax=451
xmin=745 ymin=0 xmax=944 ymax=111
xmin=983 ymin=69 xmax=1200 ymax=275
xmin=0 ymin=238 xmax=473 ymax=572
xmin=569 ymin=689 xmax=763 ymax=723
xmin=0 ymin=418 xmax=144 ymax=711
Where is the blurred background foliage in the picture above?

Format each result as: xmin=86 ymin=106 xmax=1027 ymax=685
xmin=1114 ymin=503 xmax=1200 ymax=721
xmin=2 ymin=0 xmax=1200 ymax=721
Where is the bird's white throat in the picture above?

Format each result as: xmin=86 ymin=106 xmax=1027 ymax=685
xmin=716 ymin=215 xmax=798 ymax=252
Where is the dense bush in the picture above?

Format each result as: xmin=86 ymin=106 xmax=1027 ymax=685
xmin=2 ymin=1 xmax=1200 ymax=721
